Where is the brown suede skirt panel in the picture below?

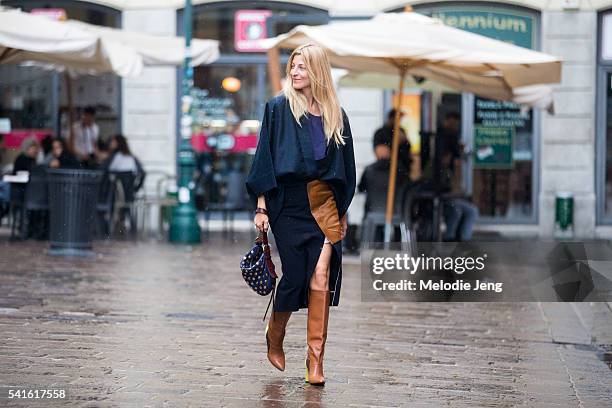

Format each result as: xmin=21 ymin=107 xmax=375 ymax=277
xmin=306 ymin=180 xmax=342 ymax=245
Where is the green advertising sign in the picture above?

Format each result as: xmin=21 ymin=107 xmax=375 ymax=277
xmin=474 ymin=126 xmax=514 ymax=169
xmin=429 ymin=9 xmax=534 ymax=49
xmin=420 ymin=5 xmax=537 ymax=168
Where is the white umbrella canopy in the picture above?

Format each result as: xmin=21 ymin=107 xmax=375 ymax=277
xmin=0 ymin=8 xmax=220 ymax=77
xmin=0 ymin=8 xmax=142 ymax=76
xmin=333 ymin=69 xmax=455 ymax=94
xmin=333 ymin=71 xmax=556 ymax=114
xmin=265 ymin=12 xmax=562 ymax=105
xmin=68 ymin=20 xmax=219 ymax=69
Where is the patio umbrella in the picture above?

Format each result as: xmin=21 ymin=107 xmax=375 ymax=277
xmin=0 ymin=8 xmax=219 ymax=75
xmin=264 ymin=11 xmax=562 ymax=242
xmin=0 ymin=8 xmax=142 ymax=76
xmin=0 ymin=7 xmax=219 ymax=148
xmin=333 ymin=71 xmax=556 ymax=114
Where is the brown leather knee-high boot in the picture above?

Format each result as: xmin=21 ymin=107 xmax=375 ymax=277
xmin=265 ymin=311 xmax=292 ymax=371
xmin=305 ymin=289 xmax=330 ymax=385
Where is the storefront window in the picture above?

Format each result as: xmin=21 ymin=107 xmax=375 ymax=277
xmin=602 ymin=73 xmax=612 ymax=218
xmin=194 ymin=65 xmax=262 ymax=127
xmin=190 ymin=64 xmax=275 ymax=208
xmin=0 ymin=65 xmax=54 ymax=130
xmin=188 ymin=3 xmax=328 ymax=208
xmin=411 ymin=3 xmax=540 ymax=223
xmin=0 ymin=1 xmax=121 ymax=169
xmin=472 ymin=97 xmax=534 ymax=220
xmin=598 ymin=12 xmax=612 ymax=223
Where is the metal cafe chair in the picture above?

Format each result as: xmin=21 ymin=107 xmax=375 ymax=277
xmin=360 ymin=180 xmax=415 ymax=253
xmin=96 ymin=172 xmax=115 ymax=238
xmin=9 ymin=168 xmax=49 ymax=240
xmin=133 ymin=172 xmax=177 ymax=238
xmin=9 ymin=182 xmax=26 ymax=240
xmin=203 ymin=170 xmax=247 ymax=233
xmin=23 ymin=166 xmax=49 ymax=240
xmin=110 ymin=171 xmax=138 ymax=236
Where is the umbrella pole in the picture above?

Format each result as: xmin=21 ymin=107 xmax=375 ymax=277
xmin=267 ymin=46 xmax=282 ymax=94
xmin=384 ymin=68 xmax=407 ymax=245
xmin=64 ymin=72 xmax=75 ymax=153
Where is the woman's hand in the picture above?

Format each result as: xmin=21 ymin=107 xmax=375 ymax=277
xmin=340 ymin=214 xmax=348 ymax=240
xmin=254 ymin=212 xmax=269 ymax=232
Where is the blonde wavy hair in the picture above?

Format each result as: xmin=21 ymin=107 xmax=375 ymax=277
xmin=281 ymin=44 xmax=345 ymax=146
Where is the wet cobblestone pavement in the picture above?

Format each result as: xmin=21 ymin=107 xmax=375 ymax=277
xmin=0 ymin=234 xmax=611 ymax=407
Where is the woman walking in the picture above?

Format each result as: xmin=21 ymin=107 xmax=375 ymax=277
xmin=246 ymin=44 xmax=356 ymax=386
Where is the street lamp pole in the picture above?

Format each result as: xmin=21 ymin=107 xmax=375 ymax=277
xmin=169 ymin=0 xmax=201 ymax=243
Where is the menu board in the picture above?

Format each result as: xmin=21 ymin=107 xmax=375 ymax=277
xmin=474 ymin=126 xmax=514 ymax=169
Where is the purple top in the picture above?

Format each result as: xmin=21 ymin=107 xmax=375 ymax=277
xmin=308 ymin=114 xmax=327 ymax=161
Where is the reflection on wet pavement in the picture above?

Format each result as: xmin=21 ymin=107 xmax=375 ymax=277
xmin=0 ymin=234 xmax=611 ymax=407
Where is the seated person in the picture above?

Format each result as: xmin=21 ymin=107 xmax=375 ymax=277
xmin=13 ymin=137 xmax=40 ymax=174
xmin=373 ymin=109 xmax=412 ymax=173
xmin=39 ymin=135 xmax=54 ymax=166
xmin=104 ymin=134 xmax=146 ymax=234
xmin=438 ymin=150 xmax=479 ymax=242
xmin=9 ymin=138 xmax=40 ymax=225
xmin=91 ymin=139 xmax=111 ymax=169
xmin=358 ymin=143 xmax=410 ymax=215
xmin=105 ymin=134 xmax=145 ymax=191
xmin=358 ymin=143 xmax=411 ymax=242
xmin=49 ymin=138 xmax=81 ymax=169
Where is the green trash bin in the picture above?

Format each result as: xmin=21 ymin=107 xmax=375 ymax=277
xmin=555 ymin=192 xmax=574 ymax=237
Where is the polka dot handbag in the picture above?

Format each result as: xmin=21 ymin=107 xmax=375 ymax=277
xmin=240 ymin=230 xmax=278 ymax=321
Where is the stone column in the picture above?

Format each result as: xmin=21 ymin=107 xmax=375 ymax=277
xmin=122 ymin=8 xmax=177 ymax=182
xmin=338 ymin=88 xmax=385 ymax=224
xmin=122 ymin=8 xmax=178 ymax=233
xmin=540 ymin=10 xmax=596 ymax=238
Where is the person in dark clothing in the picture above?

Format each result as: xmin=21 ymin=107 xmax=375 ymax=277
xmin=358 ymin=143 xmax=410 ymax=215
xmin=358 ymin=142 xmax=411 ymax=243
xmin=13 ymin=137 xmax=39 ymax=174
xmin=105 ymin=134 xmax=145 ymax=188
xmin=10 ymin=138 xmax=39 ymax=238
xmin=49 ymin=138 xmax=81 ymax=169
xmin=372 ymin=109 xmax=412 ymax=174
xmin=93 ymin=138 xmax=112 ymax=169
xmin=245 ymin=44 xmax=356 ymax=386
xmin=434 ymin=111 xmax=462 ymax=177
xmin=40 ymin=134 xmax=54 ymax=166
xmin=433 ymin=112 xmax=478 ymax=241
xmin=103 ymin=134 xmax=147 ymax=234
xmin=438 ymin=149 xmax=478 ymax=241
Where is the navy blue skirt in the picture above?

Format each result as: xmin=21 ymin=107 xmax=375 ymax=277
xmin=269 ymin=181 xmax=343 ymax=312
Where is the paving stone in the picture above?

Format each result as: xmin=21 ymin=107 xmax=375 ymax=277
xmin=0 ymin=235 xmax=610 ymax=406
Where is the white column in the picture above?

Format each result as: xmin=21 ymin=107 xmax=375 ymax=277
xmin=338 ymin=88 xmax=385 ymax=224
xmin=121 ymin=8 xmax=178 ymax=186
xmin=539 ymin=10 xmax=596 ymax=238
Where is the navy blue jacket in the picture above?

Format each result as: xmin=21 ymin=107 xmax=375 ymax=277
xmin=245 ymin=95 xmax=356 ymax=226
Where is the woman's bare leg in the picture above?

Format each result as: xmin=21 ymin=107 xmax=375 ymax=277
xmin=309 ymin=242 xmax=333 ymax=290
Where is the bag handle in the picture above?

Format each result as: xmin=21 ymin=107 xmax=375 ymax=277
xmin=256 ymin=230 xmax=278 ymax=322
xmin=256 ymin=230 xmax=277 ymax=279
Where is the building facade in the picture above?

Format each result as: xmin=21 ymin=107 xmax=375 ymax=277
xmin=1 ymin=0 xmax=611 ymax=239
